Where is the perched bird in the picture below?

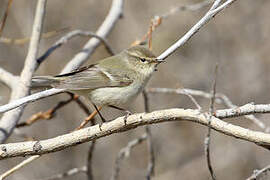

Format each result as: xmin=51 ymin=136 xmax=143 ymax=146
xmin=33 ymin=45 xmax=163 ymax=128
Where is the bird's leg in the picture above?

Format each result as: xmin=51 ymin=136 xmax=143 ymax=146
xmin=108 ymin=105 xmax=131 ymax=125
xmin=75 ymin=106 xmax=102 ymax=130
xmin=92 ymin=103 xmax=106 ymax=122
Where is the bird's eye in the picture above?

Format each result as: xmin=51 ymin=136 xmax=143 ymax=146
xmin=140 ymin=58 xmax=146 ymax=63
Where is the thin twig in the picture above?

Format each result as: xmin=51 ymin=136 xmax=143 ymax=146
xmin=74 ymin=97 xmax=91 ymax=115
xmin=132 ymin=0 xmax=212 ymax=47
xmin=157 ymin=0 xmax=238 ymax=61
xmin=0 ymin=88 xmax=65 ymax=113
xmin=16 ymin=93 xmax=75 ymax=128
xmin=86 ymin=106 xmax=96 ymax=180
xmin=142 ymin=90 xmax=155 ymax=180
xmin=160 ymin=0 xmax=212 ymax=19
xmin=246 ymin=165 xmax=270 ymax=180
xmin=204 ymin=64 xmax=218 ymax=180
xmin=37 ymin=166 xmax=87 ymax=180
xmin=0 ymin=0 xmax=13 ymax=37
xmin=87 ymin=140 xmax=96 ymax=180
xmin=146 ymin=87 xmax=268 ymax=131
xmin=0 ymin=155 xmax=40 ymax=180
xmin=111 ymin=133 xmax=148 ymax=180
xmin=0 ymin=27 xmax=68 ymax=45
xmin=36 ymin=30 xmax=115 ymax=67
xmin=179 ymin=89 xmax=202 ymax=111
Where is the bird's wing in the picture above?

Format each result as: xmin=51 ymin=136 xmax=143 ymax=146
xmin=53 ymin=64 xmax=133 ymax=90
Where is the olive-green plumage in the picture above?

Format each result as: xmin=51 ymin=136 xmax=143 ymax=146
xmin=33 ymin=46 xmax=163 ymax=106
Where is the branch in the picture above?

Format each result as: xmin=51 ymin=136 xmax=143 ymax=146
xmin=0 ymin=88 xmax=65 ymax=113
xmin=36 ymin=30 xmax=115 ymax=67
xmin=16 ymin=93 xmax=75 ymax=128
xmin=204 ymin=64 xmax=218 ymax=180
xmin=111 ymin=133 xmax=147 ymax=180
xmin=146 ymin=88 xmax=268 ymax=131
xmin=0 ymin=0 xmax=47 ymax=143
xmin=159 ymin=0 xmax=212 ymax=19
xmin=0 ymin=27 xmax=68 ymax=45
xmin=142 ymin=90 xmax=155 ymax=180
xmin=246 ymin=165 xmax=270 ymax=180
xmin=2 ymin=105 xmax=270 ymax=159
xmin=61 ymin=0 xmax=123 ymax=73
xmin=157 ymin=0 xmax=237 ymax=60
xmin=0 ymin=155 xmax=40 ymax=180
xmin=0 ymin=67 xmax=18 ymax=89
xmin=37 ymin=166 xmax=87 ymax=180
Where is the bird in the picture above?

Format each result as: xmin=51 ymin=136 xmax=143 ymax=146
xmin=32 ymin=45 xmax=164 ymax=129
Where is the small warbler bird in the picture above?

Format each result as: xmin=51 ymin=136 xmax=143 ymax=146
xmin=33 ymin=45 xmax=163 ymax=126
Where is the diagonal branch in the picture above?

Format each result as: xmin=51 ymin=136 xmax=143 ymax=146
xmin=0 ymin=155 xmax=40 ymax=180
xmin=157 ymin=0 xmax=238 ymax=61
xmin=61 ymin=0 xmax=123 ymax=73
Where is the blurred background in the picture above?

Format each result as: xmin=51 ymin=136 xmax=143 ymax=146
xmin=1 ymin=0 xmax=270 ymax=179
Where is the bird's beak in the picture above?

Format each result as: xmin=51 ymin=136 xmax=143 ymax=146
xmin=153 ymin=58 xmax=165 ymax=64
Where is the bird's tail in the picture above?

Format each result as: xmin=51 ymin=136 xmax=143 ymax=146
xmin=31 ymin=76 xmax=60 ymax=88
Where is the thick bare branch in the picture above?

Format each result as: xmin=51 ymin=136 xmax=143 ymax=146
xmin=1 ymin=105 xmax=270 ymax=159
xmin=0 ymin=0 xmax=47 ymax=143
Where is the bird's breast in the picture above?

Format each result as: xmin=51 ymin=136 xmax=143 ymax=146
xmin=89 ymin=77 xmax=151 ymax=106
